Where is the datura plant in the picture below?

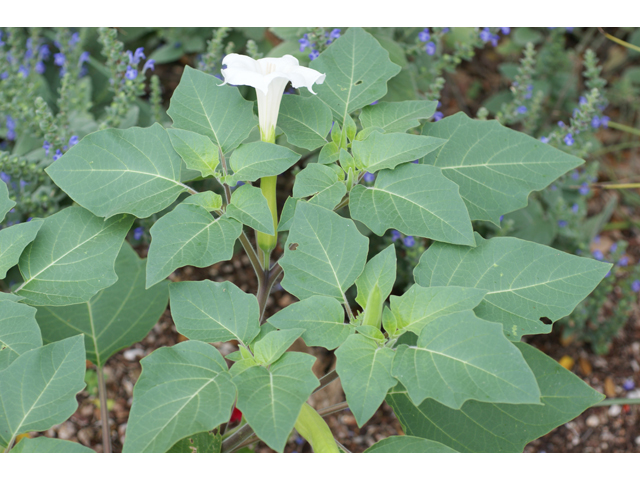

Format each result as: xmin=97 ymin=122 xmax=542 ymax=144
xmin=0 ymin=28 xmax=610 ymax=454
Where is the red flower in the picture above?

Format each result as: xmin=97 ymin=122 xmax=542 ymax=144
xmin=230 ymin=407 xmax=242 ymax=423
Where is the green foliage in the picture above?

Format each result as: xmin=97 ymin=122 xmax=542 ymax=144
xmin=1 ymin=27 xmax=616 ymax=454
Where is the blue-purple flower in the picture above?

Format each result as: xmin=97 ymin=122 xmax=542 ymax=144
xmin=632 ymin=280 xmax=640 ymax=293
xmin=516 ymin=105 xmax=527 ymax=114
xmin=53 ymin=149 xmax=63 ymax=161
xmin=298 ymin=34 xmax=311 ymax=52
xmin=418 ymin=28 xmax=430 ymax=42
xmin=309 ymin=50 xmax=319 ymax=61
xmin=622 ymin=379 xmax=636 ymax=391
xmin=125 ymin=65 xmax=138 ymax=80
xmin=329 ymin=29 xmax=341 ymax=40
xmin=563 ymin=133 xmax=574 ymax=146
xmin=618 ymin=256 xmax=629 ymax=267
xmin=363 ymin=172 xmax=375 ymax=183
xmin=68 ymin=135 xmax=79 ymax=147
xmin=593 ymin=250 xmax=604 ymax=261
xmin=142 ymin=59 xmax=155 ymax=74
xmin=43 ymin=140 xmax=51 ymax=155
xmin=133 ymin=226 xmax=144 ymax=241
xmin=403 ymin=236 xmax=416 ymax=248
xmin=391 ymin=230 xmax=401 ymax=242
xmin=540 ymin=136 xmax=549 ymax=143
xmin=579 ymin=182 xmax=590 ymax=195
xmin=558 ymin=220 xmax=568 ymax=228
xmin=425 ymin=41 xmax=436 ymax=56
xmin=54 ymin=52 xmax=65 ymax=67
xmin=571 ymin=203 xmax=579 ymax=213
xmin=433 ymin=111 xmax=444 ymax=122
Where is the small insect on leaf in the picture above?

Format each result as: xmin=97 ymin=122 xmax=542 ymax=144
xmin=288 ymin=243 xmax=299 ymax=251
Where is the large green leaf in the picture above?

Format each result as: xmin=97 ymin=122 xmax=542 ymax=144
xmin=232 ymin=352 xmax=319 ymax=452
xmin=169 ymin=280 xmax=260 ymax=345
xmin=15 ymin=207 xmax=133 ymax=306
xmin=46 ymin=124 xmax=187 ymax=219
xmin=123 ymin=340 xmax=236 ymax=453
xmin=35 ymin=243 xmax=169 ymax=367
xmin=414 ymin=233 xmax=612 ymax=339
xmin=268 ymin=296 xmax=353 ymax=350
xmin=167 ymin=66 xmax=257 ymax=154
xmin=293 ymin=163 xmax=346 ymax=210
xmin=0 ymin=181 xmax=15 ymax=223
xmin=280 ymin=202 xmax=369 ymax=301
xmin=421 ymin=113 xmax=584 ymax=223
xmin=309 ymin=27 xmax=401 ymax=122
xmin=226 ymin=184 xmax=274 ymax=235
xmin=350 ymin=163 xmax=474 ymax=246
xmin=359 ymin=100 xmax=438 ymax=133
xmin=334 ymin=334 xmax=397 ymax=427
xmin=392 ymin=311 xmax=540 ymax=409
xmin=168 ymin=128 xmax=219 ymax=178
xmin=277 ymin=94 xmax=333 ymax=150
xmin=387 ymin=342 xmax=605 ymax=453
xmin=0 ymin=335 xmax=86 ymax=449
xmin=502 ymin=197 xmax=557 ymax=245
xmin=390 ymin=285 xmax=487 ymax=336
xmin=351 ymin=131 xmax=446 ymax=173
xmin=228 ymin=141 xmax=301 ymax=184
xmin=0 ymin=219 xmax=43 ymax=279
xmin=146 ymin=204 xmax=242 ymax=288
xmin=10 ymin=437 xmax=94 ymax=453
xmin=355 ymin=245 xmax=396 ymax=309
xmin=364 ymin=435 xmax=457 ymax=453
xmin=0 ymin=300 xmax=42 ymax=372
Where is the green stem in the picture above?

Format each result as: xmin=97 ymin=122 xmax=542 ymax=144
xmin=607 ymin=120 xmax=640 ymax=137
xmin=257 ymin=175 xmax=278 ymax=258
xmin=97 ymin=365 xmax=112 ymax=453
xmin=592 ymin=397 xmax=640 ymax=407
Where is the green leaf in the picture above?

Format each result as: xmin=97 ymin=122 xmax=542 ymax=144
xmin=0 ymin=335 xmax=86 ymax=449
xmin=268 ymin=296 xmax=353 ymax=350
xmin=169 ymin=280 xmax=260 ymax=345
xmin=350 ymin=163 xmax=474 ymax=246
xmin=318 ymin=142 xmax=340 ymax=165
xmin=414 ymin=233 xmax=612 ymax=340
xmin=307 ymin=182 xmax=346 ymax=210
xmin=0 ymin=300 xmax=42 ymax=372
xmin=10 ymin=436 xmax=95 ymax=453
xmin=15 ymin=207 xmax=133 ymax=306
xmin=387 ymin=342 xmax=605 ymax=453
xmin=502 ymin=197 xmax=557 ymax=245
xmin=364 ymin=435 xmax=458 ymax=453
xmin=352 ymin=131 xmax=446 ymax=173
xmin=46 ymin=124 xmax=187 ymax=219
xmin=421 ymin=113 xmax=584 ymax=223
xmin=35 ymin=243 xmax=169 ymax=367
xmin=334 ymin=334 xmax=397 ymax=427
xmin=310 ymin=27 xmax=401 ymax=122
xmin=228 ymin=142 xmax=301 ymax=183
xmin=146 ymin=204 xmax=242 ymax=288
xmin=277 ymin=95 xmax=333 ymax=150
xmin=180 ymin=191 xmax=223 ymax=211
xmin=0 ymin=219 xmax=43 ymax=280
xmin=168 ymin=128 xmax=219 ymax=178
xmin=226 ymin=184 xmax=275 ymax=235
xmin=293 ymin=163 xmax=340 ymax=198
xmin=233 ymin=352 xmax=319 ymax=452
xmin=123 ymin=340 xmax=236 ymax=453
xmin=167 ymin=66 xmax=257 ymax=154
xmin=392 ymin=311 xmax=540 ymax=408
xmin=390 ymin=285 xmax=487 ymax=335
xmin=277 ymin=196 xmax=298 ymax=232
xmin=253 ymin=328 xmax=305 ymax=365
xmin=280 ymin=202 xmax=369 ymax=301
xmin=355 ymin=244 xmax=396 ymax=309
xmin=167 ymin=431 xmax=222 ymax=453
xmin=0 ymin=181 xmax=15 ymax=223
xmin=359 ymin=100 xmax=438 ymax=133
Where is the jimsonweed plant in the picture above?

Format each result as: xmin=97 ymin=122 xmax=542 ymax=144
xmin=0 ymin=28 xmax=612 ymax=453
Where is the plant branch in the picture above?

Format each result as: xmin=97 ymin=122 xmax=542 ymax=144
xmin=317 ymin=401 xmax=349 ymax=417
xmin=221 ymin=423 xmax=255 ymax=452
xmin=97 ymin=365 xmax=112 ymax=453
xmin=313 ymin=369 xmax=340 ymax=395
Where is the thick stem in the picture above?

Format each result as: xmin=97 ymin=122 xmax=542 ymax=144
xmin=238 ymin=231 xmax=263 ymax=281
xmin=313 ymin=369 xmax=340 ymax=395
xmin=256 ymin=175 xmax=278 ymax=256
xmin=97 ymin=365 xmax=112 ymax=453
xmin=318 ymin=401 xmax=349 ymax=417
xmin=221 ymin=423 xmax=255 ymax=452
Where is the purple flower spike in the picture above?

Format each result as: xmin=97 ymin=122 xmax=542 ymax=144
xmin=68 ymin=135 xmax=79 ymax=147
xmin=418 ymin=29 xmax=431 ymax=42
xmin=53 ymin=149 xmax=63 ymax=161
xmin=329 ymin=29 xmax=341 ymax=40
xmin=132 ymin=47 xmax=145 ymax=65
xmin=54 ymin=52 xmax=66 ymax=67
xmin=309 ymin=50 xmax=319 ymax=61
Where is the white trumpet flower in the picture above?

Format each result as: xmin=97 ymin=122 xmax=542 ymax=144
xmin=221 ymin=54 xmax=326 ymax=142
